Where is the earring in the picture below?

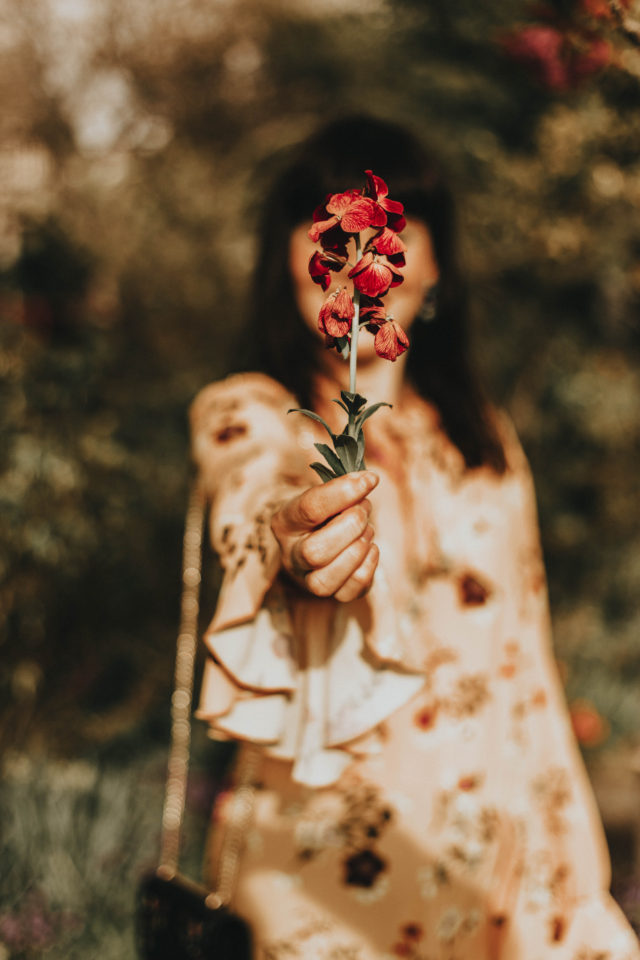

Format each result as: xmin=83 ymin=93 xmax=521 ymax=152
xmin=417 ymin=283 xmax=438 ymax=323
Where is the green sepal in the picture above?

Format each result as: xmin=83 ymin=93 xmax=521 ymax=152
xmin=314 ymin=442 xmax=347 ymax=476
xmin=356 ymin=429 xmax=366 ymax=470
xmin=310 ymin=461 xmax=337 ymax=483
xmin=334 ymin=433 xmax=359 ymax=472
xmin=340 ymin=391 xmax=367 ymax=416
xmin=354 ymin=401 xmax=392 ymax=433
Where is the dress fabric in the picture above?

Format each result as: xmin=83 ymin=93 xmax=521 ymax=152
xmin=190 ymin=372 xmax=639 ymax=960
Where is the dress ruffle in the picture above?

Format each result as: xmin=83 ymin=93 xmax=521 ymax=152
xmin=196 ymin=574 xmax=426 ymax=787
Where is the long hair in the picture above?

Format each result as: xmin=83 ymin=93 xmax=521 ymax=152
xmin=237 ymin=115 xmax=506 ymax=473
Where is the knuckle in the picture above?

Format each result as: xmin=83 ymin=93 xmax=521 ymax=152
xmin=298 ymin=536 xmax=318 ymax=569
xmin=355 ymin=503 xmax=370 ymax=526
xmin=298 ymin=491 xmax=321 ymax=526
xmin=305 ymin=570 xmax=332 ymax=598
xmin=350 ymin=566 xmax=370 ymax=589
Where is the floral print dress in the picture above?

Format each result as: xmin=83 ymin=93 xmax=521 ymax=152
xmin=190 ymin=372 xmax=639 ymax=960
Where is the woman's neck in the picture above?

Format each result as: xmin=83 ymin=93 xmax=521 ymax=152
xmin=316 ymin=350 xmax=409 ymax=409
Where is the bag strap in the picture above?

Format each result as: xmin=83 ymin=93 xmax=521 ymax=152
xmin=158 ymin=479 xmax=257 ymax=906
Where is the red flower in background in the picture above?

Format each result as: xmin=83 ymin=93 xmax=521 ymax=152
xmin=569 ymin=699 xmax=610 ymax=746
xmin=499 ymin=0 xmax=617 ymax=90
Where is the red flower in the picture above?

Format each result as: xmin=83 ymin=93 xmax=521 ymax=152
xmin=569 ymin=699 xmax=609 ymax=747
xmin=370 ymin=227 xmax=407 ymax=267
xmin=348 ymin=252 xmax=404 ymax=297
xmin=365 ymin=170 xmax=406 ymax=232
xmin=309 ymin=191 xmax=386 ymax=243
xmin=318 ymin=287 xmax=354 ymax=338
xmin=501 ymin=25 xmax=569 ymax=89
xmin=571 ymin=34 xmax=611 ymax=82
xmin=309 ymin=252 xmax=332 ymax=291
xmin=308 ymin=249 xmax=348 ymax=291
xmin=360 ymin=300 xmax=387 ymax=328
xmin=580 ymin=0 xmax=630 ymax=19
xmin=374 ymin=320 xmax=409 ymax=362
xmin=500 ymin=21 xmax=612 ymax=90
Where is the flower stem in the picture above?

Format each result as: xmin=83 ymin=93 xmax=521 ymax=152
xmin=349 ymin=234 xmax=362 ymax=395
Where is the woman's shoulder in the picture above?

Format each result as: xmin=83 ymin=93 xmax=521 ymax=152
xmin=189 ymin=372 xmax=295 ymax=429
xmin=189 ymin=372 xmax=305 ymax=479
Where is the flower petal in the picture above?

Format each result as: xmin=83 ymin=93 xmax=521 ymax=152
xmin=374 ymin=320 xmax=409 ymax=361
xmin=371 ymin=227 xmax=407 ymax=257
xmin=364 ymin=170 xmax=388 ymax=200
xmin=341 ymin=197 xmax=386 ymax=233
xmin=309 ymin=215 xmax=340 ymax=243
xmin=348 ymin=253 xmax=393 ymax=297
xmin=379 ymin=197 xmax=404 ymax=216
xmin=326 ymin=190 xmax=360 ymax=216
xmin=324 ymin=313 xmax=352 ymax=337
xmin=332 ymin=287 xmax=355 ymax=320
xmin=309 ymin=251 xmax=331 ymax=286
xmin=387 ymin=212 xmax=406 ymax=233
xmin=359 ymin=304 xmax=386 ymax=326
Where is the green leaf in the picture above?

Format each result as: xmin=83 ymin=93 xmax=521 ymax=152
xmin=332 ymin=398 xmax=350 ymax=414
xmin=314 ymin=442 xmax=346 ymax=476
xmin=334 ymin=433 xmax=359 ymax=472
xmin=310 ymin=461 xmax=337 ymax=483
xmin=336 ymin=336 xmax=350 ymax=360
xmin=354 ymin=401 xmax=392 ymax=433
xmin=288 ymin=408 xmax=335 ymax=441
xmin=356 ymin=429 xmax=366 ymax=470
xmin=340 ymin=391 xmax=367 ymax=415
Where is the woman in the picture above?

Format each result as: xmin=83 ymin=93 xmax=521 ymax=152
xmin=190 ymin=117 xmax=639 ymax=959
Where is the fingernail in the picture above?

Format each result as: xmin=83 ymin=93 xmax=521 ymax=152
xmin=362 ymin=471 xmax=379 ymax=489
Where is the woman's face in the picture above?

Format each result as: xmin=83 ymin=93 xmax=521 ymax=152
xmin=288 ymin=217 xmax=439 ymax=358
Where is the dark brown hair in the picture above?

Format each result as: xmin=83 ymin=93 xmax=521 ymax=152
xmin=237 ymin=114 xmax=506 ymax=472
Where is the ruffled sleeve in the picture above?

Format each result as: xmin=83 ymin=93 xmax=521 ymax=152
xmin=491 ymin=417 xmax=640 ymax=958
xmin=191 ymin=373 xmax=426 ymax=788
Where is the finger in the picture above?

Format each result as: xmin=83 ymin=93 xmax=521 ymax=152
xmin=283 ymin=471 xmax=379 ymax=532
xmin=294 ymin=502 xmax=372 ymax=571
xmin=334 ymin=543 xmax=380 ymax=603
xmin=304 ymin=527 xmax=375 ymax=598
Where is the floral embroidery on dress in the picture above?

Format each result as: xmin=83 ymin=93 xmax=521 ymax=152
xmin=429 ymin=775 xmax=502 ymax=879
xmin=263 ymin=916 xmax=364 ymax=960
xmin=458 ymin=572 xmax=492 ymax=606
xmin=387 ymin=907 xmax=482 ymax=957
xmin=532 ymin=766 xmax=572 ymax=837
xmin=288 ymin=777 xmax=394 ymax=900
xmin=213 ymin=421 xmax=248 ymax=443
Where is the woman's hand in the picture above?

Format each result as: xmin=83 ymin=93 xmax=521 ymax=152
xmin=270 ymin=471 xmax=380 ymax=602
